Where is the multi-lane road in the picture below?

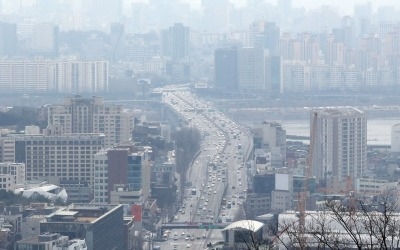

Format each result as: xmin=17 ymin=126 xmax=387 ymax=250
xmin=157 ymin=88 xmax=252 ymax=249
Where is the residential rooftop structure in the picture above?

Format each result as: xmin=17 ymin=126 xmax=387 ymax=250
xmin=221 ymin=220 xmax=265 ymax=248
xmin=40 ymin=204 xmax=124 ymax=250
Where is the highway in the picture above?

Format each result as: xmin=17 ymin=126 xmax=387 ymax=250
xmin=157 ymin=87 xmax=253 ymax=250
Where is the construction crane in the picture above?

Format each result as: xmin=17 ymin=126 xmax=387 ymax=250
xmin=298 ymin=111 xmax=318 ymax=248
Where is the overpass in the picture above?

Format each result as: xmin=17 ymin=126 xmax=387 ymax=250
xmin=160 ymin=222 xmax=229 ymax=231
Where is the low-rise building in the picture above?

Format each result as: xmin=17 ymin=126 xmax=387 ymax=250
xmin=39 ymin=204 xmax=124 ymax=250
xmin=0 ymin=162 xmax=25 ymax=191
xmin=15 ymin=233 xmax=87 ymax=250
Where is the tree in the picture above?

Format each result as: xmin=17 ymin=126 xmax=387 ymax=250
xmin=276 ymin=192 xmax=400 ymax=250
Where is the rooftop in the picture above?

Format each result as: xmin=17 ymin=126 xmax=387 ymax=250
xmin=313 ymin=107 xmax=365 ymax=117
xmin=222 ymin=220 xmax=264 ymax=232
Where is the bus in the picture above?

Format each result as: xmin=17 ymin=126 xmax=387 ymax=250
xmin=222 ymin=198 xmax=227 ymax=205
xmin=191 ymin=188 xmax=197 ymax=195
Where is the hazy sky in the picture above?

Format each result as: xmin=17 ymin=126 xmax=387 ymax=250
xmin=176 ymin=0 xmax=400 ymax=14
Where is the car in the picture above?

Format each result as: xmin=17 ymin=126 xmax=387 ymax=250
xmin=185 ymin=236 xmax=190 ymax=241
xmin=202 ymin=234 xmax=207 ymax=239
xmin=186 ymin=243 xmax=191 ymax=248
xmin=173 ymin=236 xmax=178 ymax=241
xmin=181 ymin=232 xmax=185 ymax=236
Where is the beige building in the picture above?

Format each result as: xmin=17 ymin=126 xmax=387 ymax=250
xmin=0 ymin=137 xmax=15 ymax=163
xmin=0 ymin=162 xmax=25 ymax=191
xmin=13 ymin=134 xmax=105 ymax=187
xmin=47 ymin=96 xmax=133 ymax=147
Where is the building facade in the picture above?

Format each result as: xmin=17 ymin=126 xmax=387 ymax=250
xmin=311 ymin=108 xmax=367 ymax=185
xmin=0 ymin=162 xmax=25 ymax=191
xmin=13 ymin=134 xmax=105 ymax=187
xmin=0 ymin=59 xmax=108 ymax=94
xmin=93 ymin=146 xmax=151 ymax=204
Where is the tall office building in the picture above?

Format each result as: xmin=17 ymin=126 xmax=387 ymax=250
xmin=93 ymin=145 xmax=151 ymax=204
xmin=311 ymin=108 xmax=367 ymax=186
xmin=201 ymin=0 xmax=231 ymax=33
xmin=27 ymin=22 xmax=59 ymax=57
xmin=162 ymin=23 xmax=190 ymax=61
xmin=391 ymin=124 xmax=400 ymax=153
xmin=214 ymin=48 xmax=238 ymax=90
xmin=0 ymin=22 xmax=17 ymax=57
xmin=47 ymin=96 xmax=133 ymax=147
xmin=237 ymin=47 xmax=265 ymax=91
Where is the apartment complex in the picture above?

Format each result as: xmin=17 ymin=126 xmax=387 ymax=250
xmin=0 ymin=59 xmax=108 ymax=94
xmin=311 ymin=108 xmax=367 ymax=185
xmin=47 ymin=96 xmax=133 ymax=147
xmin=13 ymin=133 xmax=104 ymax=187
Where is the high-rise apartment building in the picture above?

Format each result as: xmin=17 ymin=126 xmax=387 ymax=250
xmin=47 ymin=96 xmax=133 ymax=147
xmin=311 ymin=108 xmax=367 ymax=185
xmin=0 ymin=59 xmax=108 ymax=94
xmin=50 ymin=60 xmax=109 ymax=93
xmin=13 ymin=134 xmax=105 ymax=187
xmin=237 ymin=47 xmax=265 ymax=90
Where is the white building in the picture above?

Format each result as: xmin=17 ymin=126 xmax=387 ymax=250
xmin=312 ymin=108 xmax=367 ymax=185
xmin=0 ymin=163 xmax=25 ymax=191
xmin=93 ymin=149 xmax=109 ymax=203
xmin=14 ymin=183 xmax=68 ymax=203
xmin=0 ymin=59 xmax=108 ymax=94
xmin=12 ymin=133 xmax=105 ymax=187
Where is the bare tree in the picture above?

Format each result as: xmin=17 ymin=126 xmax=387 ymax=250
xmin=276 ymin=192 xmax=400 ymax=250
